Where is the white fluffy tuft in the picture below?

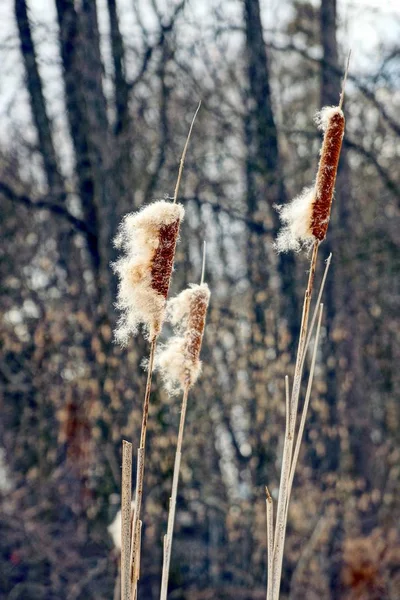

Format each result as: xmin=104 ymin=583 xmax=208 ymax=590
xmin=113 ymin=201 xmax=184 ymax=344
xmin=315 ymin=106 xmax=344 ymax=132
xmin=155 ymin=283 xmax=210 ymax=395
xmin=275 ymin=187 xmax=315 ymax=252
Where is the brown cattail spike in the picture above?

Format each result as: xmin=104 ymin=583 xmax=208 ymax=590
xmin=113 ymin=201 xmax=184 ymax=344
xmin=184 ymin=286 xmax=209 ymax=386
xmin=155 ymin=283 xmax=211 ymax=395
xmin=150 ymin=218 xmax=181 ymax=299
xmin=311 ymin=107 xmax=345 ymax=241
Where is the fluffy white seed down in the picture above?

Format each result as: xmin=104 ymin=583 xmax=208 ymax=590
xmin=315 ymin=105 xmax=343 ymax=132
xmin=113 ymin=200 xmax=184 ymax=344
xmin=275 ymin=187 xmax=315 ymax=252
xmin=156 ymin=283 xmax=210 ymax=395
xmin=275 ymin=105 xmax=343 ymax=252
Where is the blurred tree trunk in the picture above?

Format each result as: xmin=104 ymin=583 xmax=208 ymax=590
xmin=14 ymin=0 xmax=65 ymax=201
xmin=107 ymin=0 xmax=134 ymax=214
xmin=319 ymin=1 xmax=363 ymax=595
xmin=319 ymin=0 xmax=342 ymax=477
xmin=243 ymin=0 xmax=298 ymax=349
xmin=55 ymin=0 xmax=101 ymax=276
xmin=14 ymin=0 xmax=75 ymax=278
xmin=243 ymin=0 xmax=298 ymax=499
xmin=319 ymin=0 xmax=365 ymax=480
xmin=54 ymin=0 xmax=118 ymax=316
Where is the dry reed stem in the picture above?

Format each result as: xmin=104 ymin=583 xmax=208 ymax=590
xmin=130 ymin=445 xmax=145 ymax=595
xmin=272 ymin=305 xmax=324 ymax=600
xmin=129 ymin=104 xmax=200 ymax=597
xmin=266 ymin=486 xmax=274 ymax=600
xmin=173 ymin=101 xmax=201 ymax=204
xmin=160 ymin=384 xmax=190 ymax=600
xmin=339 ymin=50 xmax=351 ymax=111
xmin=272 ymin=241 xmax=319 ymax=600
xmin=299 ymin=254 xmax=331 ymax=368
xmin=286 ymin=304 xmax=324 ymax=512
xmin=121 ymin=440 xmax=133 ymax=600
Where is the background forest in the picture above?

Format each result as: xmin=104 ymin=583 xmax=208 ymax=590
xmin=0 ymin=0 xmax=399 ymax=598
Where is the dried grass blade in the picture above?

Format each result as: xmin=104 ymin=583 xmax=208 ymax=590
xmin=266 ymin=486 xmax=274 ymax=600
xmin=160 ymin=385 xmax=190 ymax=600
xmin=121 ymin=440 xmax=132 ymax=600
xmin=286 ymin=303 xmax=324 ymax=518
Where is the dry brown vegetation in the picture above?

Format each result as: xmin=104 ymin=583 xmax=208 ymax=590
xmin=0 ymin=0 xmax=399 ymax=599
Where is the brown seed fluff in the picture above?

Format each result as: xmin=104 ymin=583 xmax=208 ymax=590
xmin=311 ymin=110 xmax=345 ymax=241
xmin=184 ymin=287 xmax=209 ymax=386
xmin=151 ymin=218 xmax=181 ymax=299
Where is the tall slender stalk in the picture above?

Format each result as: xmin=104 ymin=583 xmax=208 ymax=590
xmin=272 ymin=241 xmax=319 ymax=597
xmin=131 ymin=338 xmax=157 ymax=595
xmin=127 ymin=104 xmax=201 ymax=598
xmin=121 ymin=440 xmax=132 ymax=600
xmin=266 ymin=486 xmax=274 ymax=600
xmin=286 ymin=304 xmax=324 ymax=509
xmin=160 ymin=384 xmax=190 ymax=600
xmin=173 ymin=101 xmax=201 ymax=204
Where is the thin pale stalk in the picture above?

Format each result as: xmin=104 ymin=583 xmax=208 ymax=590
xmin=286 ymin=304 xmax=324 ymax=514
xmin=130 ymin=337 xmax=156 ymax=595
xmin=130 ymin=448 xmax=144 ymax=594
xmin=266 ymin=487 xmax=274 ymax=600
xmin=272 ymin=376 xmax=295 ymax=597
xmin=200 ymin=241 xmax=206 ymax=285
xmin=299 ymin=254 xmax=331 ymax=369
xmin=121 ymin=440 xmax=132 ymax=600
xmin=273 ymin=306 xmax=324 ymax=600
xmin=272 ymin=241 xmax=319 ymax=600
xmin=292 ymin=241 xmax=319 ymax=412
xmin=173 ymin=102 xmax=201 ymax=203
xmin=339 ymin=50 xmax=351 ymax=110
xmin=160 ymin=384 xmax=190 ymax=600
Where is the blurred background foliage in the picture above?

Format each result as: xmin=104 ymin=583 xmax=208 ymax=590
xmin=0 ymin=0 xmax=399 ymax=598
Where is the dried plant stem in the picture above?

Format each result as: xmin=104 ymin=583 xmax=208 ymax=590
xmin=121 ymin=440 xmax=133 ymax=600
xmin=300 ymin=254 xmax=331 ymax=368
xmin=173 ymin=101 xmax=201 ymax=204
xmin=271 ymin=305 xmax=324 ymax=600
xmin=286 ymin=304 xmax=324 ymax=511
xmin=131 ymin=338 xmax=157 ymax=597
xmin=266 ymin=487 xmax=274 ymax=600
xmin=290 ymin=240 xmax=319 ymax=429
xmin=271 ymin=240 xmax=319 ymax=600
xmin=339 ymin=49 xmax=351 ymax=110
xmin=160 ymin=384 xmax=190 ymax=600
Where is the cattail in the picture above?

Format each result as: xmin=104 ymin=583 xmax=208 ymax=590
xmin=158 ymin=280 xmax=210 ymax=600
xmin=156 ymin=283 xmax=210 ymax=395
xmin=113 ymin=200 xmax=184 ymax=344
xmin=312 ymin=106 xmax=345 ymax=240
xmin=275 ymin=106 xmax=345 ymax=252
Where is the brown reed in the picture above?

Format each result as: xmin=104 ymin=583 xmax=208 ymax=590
xmin=311 ymin=109 xmax=345 ymax=241
xmin=159 ymin=260 xmax=210 ymax=600
xmin=269 ymin=55 xmax=350 ymax=598
xmin=128 ymin=104 xmax=201 ymax=599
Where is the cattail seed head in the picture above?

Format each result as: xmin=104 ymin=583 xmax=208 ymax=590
xmin=275 ymin=106 xmax=345 ymax=252
xmin=113 ymin=201 xmax=184 ymax=344
xmin=155 ymin=283 xmax=210 ymax=395
xmin=312 ymin=106 xmax=345 ymax=241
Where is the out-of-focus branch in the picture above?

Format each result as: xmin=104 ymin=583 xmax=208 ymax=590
xmin=128 ymin=0 xmax=185 ymax=91
xmin=0 ymin=181 xmax=95 ymax=239
xmin=267 ymin=40 xmax=400 ymax=137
